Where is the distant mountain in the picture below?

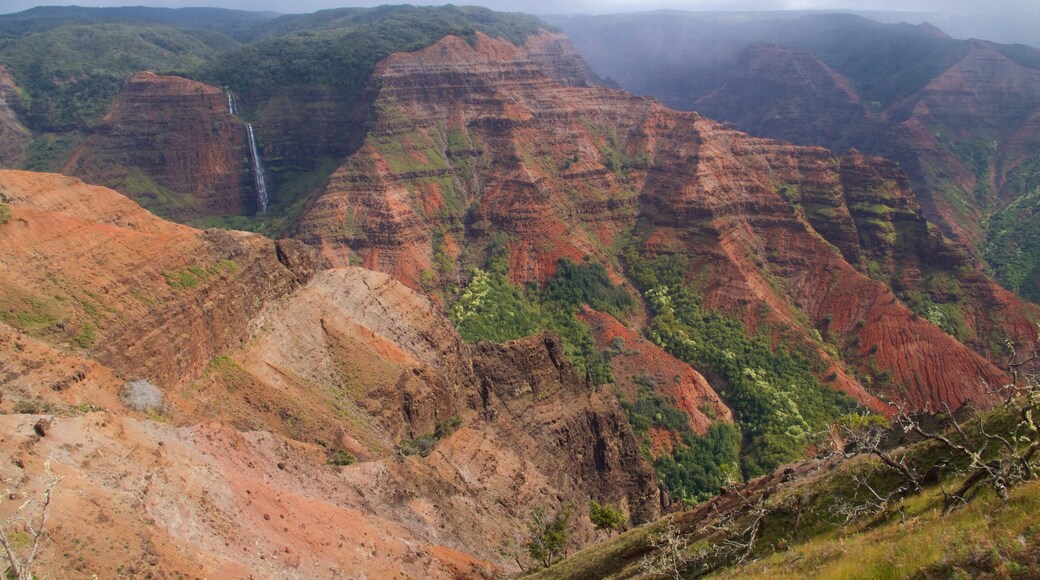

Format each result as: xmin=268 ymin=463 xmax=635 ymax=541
xmin=551 ymin=11 xmax=1040 ymax=302
xmin=0 ymin=6 xmax=277 ymax=40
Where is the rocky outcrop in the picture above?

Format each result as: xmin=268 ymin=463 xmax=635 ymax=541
xmin=63 ymin=72 xmax=252 ymax=219
xmin=472 ymin=332 xmax=663 ymax=524
xmin=0 ymin=65 xmax=30 ymax=168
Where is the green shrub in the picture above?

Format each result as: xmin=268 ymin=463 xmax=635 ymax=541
xmin=589 ymin=500 xmax=626 ymax=533
xmin=326 ymin=450 xmax=356 ymax=466
xmin=434 ymin=415 xmax=462 ymax=439
xmin=449 ymin=260 xmax=620 ymax=385
xmin=400 ymin=434 xmax=439 ymax=457
xmin=0 ymin=201 xmax=10 ymax=225
xmin=544 ymin=258 xmax=633 ymax=318
xmin=526 ymin=503 xmax=575 ymax=568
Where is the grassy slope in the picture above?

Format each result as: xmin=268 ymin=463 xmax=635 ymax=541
xmin=532 ymin=405 xmax=1040 ymax=579
xmin=716 ymin=479 xmax=1040 ymax=579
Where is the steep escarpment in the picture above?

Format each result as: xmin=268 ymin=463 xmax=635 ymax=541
xmin=296 ymin=32 xmax=1019 ymax=416
xmin=639 ymin=114 xmax=1009 ymax=411
xmin=63 ymin=72 xmax=253 ymax=219
xmin=834 ymin=149 xmax=1040 ymax=361
xmin=0 ymin=169 xmax=660 ymax=576
xmin=0 ymin=65 xmax=30 ymax=168
xmin=293 ymin=31 xmax=643 ymax=283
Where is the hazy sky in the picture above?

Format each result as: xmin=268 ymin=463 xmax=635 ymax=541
xmin=2 ymin=0 xmax=1038 ymax=15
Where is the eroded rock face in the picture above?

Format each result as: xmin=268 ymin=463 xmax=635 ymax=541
xmin=0 ymin=65 xmax=31 ymax=169
xmin=64 ymin=72 xmax=252 ymax=219
xmin=472 ymin=332 xmax=663 ymax=524
xmin=882 ymin=41 xmax=1040 ymax=247
xmin=0 ymin=170 xmax=315 ymax=388
xmin=295 ymin=31 xmax=1027 ymax=413
xmin=293 ymin=32 xmax=646 ymax=283
xmin=661 ymin=36 xmax=1040 ymax=300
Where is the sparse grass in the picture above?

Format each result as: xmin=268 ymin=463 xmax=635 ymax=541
xmin=538 ymin=401 xmax=1040 ymax=580
xmin=206 ymin=354 xmax=251 ymax=390
xmin=0 ymin=292 xmax=67 ymax=334
xmin=162 ymin=260 xmax=239 ymax=290
xmin=74 ymin=322 xmax=96 ymax=348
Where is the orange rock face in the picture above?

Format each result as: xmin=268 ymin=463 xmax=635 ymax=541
xmin=64 ymin=72 xmax=252 ymax=218
xmin=0 ymin=170 xmax=316 ymax=389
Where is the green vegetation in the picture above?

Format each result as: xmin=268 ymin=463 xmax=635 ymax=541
xmin=984 ymin=154 xmax=1040 ymax=302
xmin=622 ymin=376 xmax=743 ymax=503
xmin=74 ymin=322 xmax=96 ymax=348
xmin=162 ymin=260 xmax=239 ymax=290
xmin=0 ymin=23 xmax=236 ymax=132
xmin=451 ymin=267 xmax=542 ymax=343
xmin=723 ymin=479 xmax=1040 ymax=579
xmin=399 ymin=415 xmax=463 ymax=458
xmin=206 ymin=355 xmax=251 ymax=391
xmin=450 ymin=255 xmax=625 ymax=385
xmin=326 ymin=449 xmax=356 ymax=466
xmin=0 ymin=200 xmax=9 ymax=224
xmin=623 ymin=243 xmax=859 ymax=477
xmin=588 ymin=500 xmax=626 ymax=534
xmin=195 ymin=6 xmax=545 ymax=122
xmin=536 ymin=390 xmax=1040 ymax=580
xmin=544 ymin=259 xmax=632 ymax=318
xmin=191 ymin=157 xmax=341 ymax=238
xmin=0 ymin=6 xmax=548 ymax=235
xmin=0 ymin=292 xmax=66 ymax=334
xmin=525 ymin=503 xmax=575 ymax=569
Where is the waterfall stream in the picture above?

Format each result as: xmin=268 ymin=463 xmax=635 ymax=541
xmin=246 ymin=123 xmax=269 ymax=214
xmin=228 ymin=91 xmax=269 ymax=214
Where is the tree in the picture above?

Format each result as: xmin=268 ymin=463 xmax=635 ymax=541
xmin=525 ymin=503 xmax=574 ymax=568
xmin=588 ymin=499 xmax=626 ymax=535
xmin=0 ymin=458 xmax=62 ymax=580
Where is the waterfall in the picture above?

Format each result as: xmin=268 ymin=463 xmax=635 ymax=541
xmin=228 ymin=91 xmax=269 ymax=214
xmin=246 ymin=123 xmax=269 ymax=214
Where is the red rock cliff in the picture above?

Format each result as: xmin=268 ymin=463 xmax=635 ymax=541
xmin=64 ymin=72 xmax=253 ymax=219
xmin=295 ymin=32 xmax=1024 ymax=413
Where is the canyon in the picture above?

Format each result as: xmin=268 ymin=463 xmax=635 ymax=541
xmin=0 ymin=6 xmax=1037 ymax=577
